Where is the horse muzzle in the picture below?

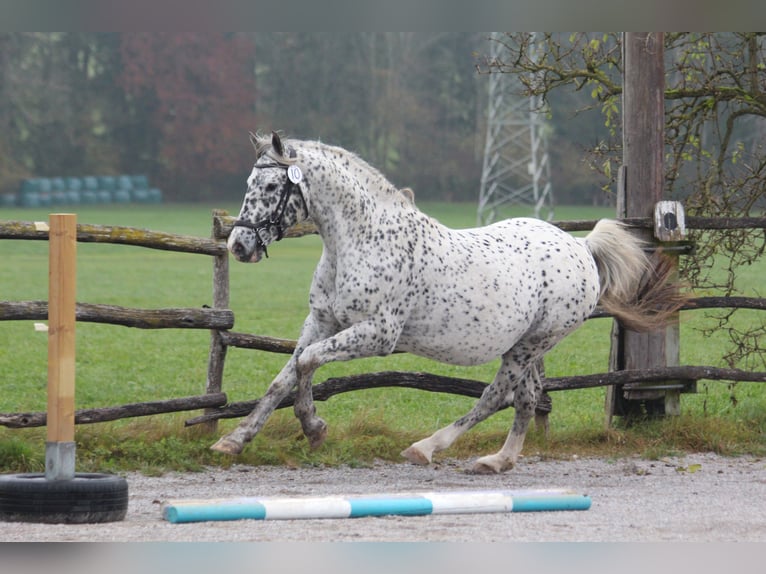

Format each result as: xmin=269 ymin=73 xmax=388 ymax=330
xmin=228 ymin=231 xmax=267 ymax=263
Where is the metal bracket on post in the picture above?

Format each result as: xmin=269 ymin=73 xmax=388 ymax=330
xmin=45 ymin=441 xmax=76 ymax=481
xmin=654 ymin=201 xmax=687 ymax=242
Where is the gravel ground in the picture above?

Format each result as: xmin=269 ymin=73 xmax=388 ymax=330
xmin=3 ymin=452 xmax=766 ymax=542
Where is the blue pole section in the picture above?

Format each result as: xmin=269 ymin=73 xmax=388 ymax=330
xmin=163 ymin=488 xmax=590 ymax=524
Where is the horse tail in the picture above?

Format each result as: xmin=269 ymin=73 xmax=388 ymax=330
xmin=585 ymin=219 xmax=687 ymax=332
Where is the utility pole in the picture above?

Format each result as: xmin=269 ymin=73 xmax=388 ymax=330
xmin=478 ymin=32 xmax=553 ymax=225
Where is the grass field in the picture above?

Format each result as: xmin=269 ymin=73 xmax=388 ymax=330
xmin=1 ymin=202 xmax=764 ymax=474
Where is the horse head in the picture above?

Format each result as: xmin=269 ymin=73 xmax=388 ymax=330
xmin=228 ymin=131 xmax=308 ymax=263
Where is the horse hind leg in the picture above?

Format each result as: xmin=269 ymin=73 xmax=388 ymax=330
xmin=471 ymin=360 xmax=543 ymax=474
xmin=401 ymin=358 xmax=518 ymax=466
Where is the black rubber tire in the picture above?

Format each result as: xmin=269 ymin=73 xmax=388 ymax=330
xmin=0 ymin=473 xmax=128 ymax=524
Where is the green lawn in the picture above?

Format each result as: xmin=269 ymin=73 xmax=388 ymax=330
xmin=1 ymin=202 xmax=764 ymax=473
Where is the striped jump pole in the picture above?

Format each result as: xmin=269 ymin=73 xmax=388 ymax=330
xmin=163 ymin=488 xmax=591 ymax=523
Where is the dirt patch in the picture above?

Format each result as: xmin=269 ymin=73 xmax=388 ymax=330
xmin=2 ymin=452 xmax=765 ymax=542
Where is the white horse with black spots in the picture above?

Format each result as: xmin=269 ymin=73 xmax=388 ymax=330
xmin=213 ymin=132 xmax=683 ymax=474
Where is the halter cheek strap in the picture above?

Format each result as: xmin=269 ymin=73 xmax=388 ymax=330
xmin=232 ymin=162 xmax=308 ymax=258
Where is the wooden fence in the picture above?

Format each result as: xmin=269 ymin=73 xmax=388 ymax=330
xmin=1 ymin=211 xmax=765 ymax=431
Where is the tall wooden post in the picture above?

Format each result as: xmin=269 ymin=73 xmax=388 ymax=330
xmin=204 ymin=209 xmax=230 ymax=433
xmin=606 ymin=32 xmax=680 ymax=421
xmin=46 ymin=213 xmax=77 ymax=480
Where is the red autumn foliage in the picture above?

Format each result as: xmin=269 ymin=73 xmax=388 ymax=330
xmin=119 ymin=33 xmax=256 ymax=199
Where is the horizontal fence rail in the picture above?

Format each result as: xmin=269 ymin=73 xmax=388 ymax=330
xmin=219 ymin=331 xmax=298 ymax=354
xmin=212 ymin=214 xmax=766 ymax=238
xmin=552 ymin=216 xmax=766 ymax=232
xmin=7 ymin=215 xmax=760 ymax=253
xmin=0 ymin=393 xmax=228 ymax=429
xmin=0 ymin=220 xmax=226 ymax=256
xmin=586 ymin=296 xmax=766 ymax=320
xmin=183 ymin=365 xmax=766 ymax=427
xmin=0 ymin=301 xmax=234 ymax=329
xmin=221 ymin=297 xmax=766 ymax=352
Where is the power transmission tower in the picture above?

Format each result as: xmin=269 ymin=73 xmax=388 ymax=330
xmin=478 ymin=33 xmax=553 ymax=225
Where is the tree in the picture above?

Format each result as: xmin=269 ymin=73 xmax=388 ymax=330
xmin=251 ymin=32 xmax=484 ymax=200
xmin=1 ymin=33 xmax=488 ymax=202
xmin=118 ymin=33 xmax=256 ymax=200
xmin=0 ymin=34 xmax=27 ymax=193
xmin=0 ymin=33 xmax=122 ymax=189
xmin=480 ymin=32 xmax=766 ymax=370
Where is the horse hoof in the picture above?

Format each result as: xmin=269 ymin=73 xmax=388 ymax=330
xmin=210 ymin=437 xmax=244 ymax=455
xmin=401 ymin=446 xmax=431 ymax=465
xmin=469 ymin=460 xmax=502 ymax=474
xmin=469 ymin=455 xmax=513 ymax=474
xmin=470 ymin=456 xmax=515 ymax=474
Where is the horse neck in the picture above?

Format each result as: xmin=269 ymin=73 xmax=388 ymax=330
xmin=300 ymin=143 xmax=399 ymax=240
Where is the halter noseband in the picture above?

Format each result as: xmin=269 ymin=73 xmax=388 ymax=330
xmin=231 ymin=159 xmax=308 ymax=258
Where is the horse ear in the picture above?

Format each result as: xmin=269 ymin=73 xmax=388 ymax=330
xmin=250 ymin=131 xmax=269 ymax=158
xmin=271 ymin=131 xmax=285 ymax=158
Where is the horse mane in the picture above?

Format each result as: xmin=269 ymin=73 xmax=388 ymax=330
xmin=250 ymin=131 xmax=272 ymax=158
xmin=296 ymin=140 xmax=415 ymax=207
xmin=252 ymin=132 xmax=410 ymax=206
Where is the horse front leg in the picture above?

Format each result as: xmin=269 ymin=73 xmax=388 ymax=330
xmin=293 ymin=364 xmax=328 ymax=450
xmin=292 ymin=318 xmax=401 ymax=450
xmin=210 ymin=315 xmax=329 ymax=456
xmin=209 ymin=354 xmax=300 ymax=455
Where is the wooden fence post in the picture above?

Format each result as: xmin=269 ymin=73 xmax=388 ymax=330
xmin=606 ymin=32 xmax=681 ymax=423
xmin=204 ymin=209 xmax=230 ymax=433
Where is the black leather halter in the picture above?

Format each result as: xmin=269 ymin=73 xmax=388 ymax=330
xmin=231 ymin=161 xmax=308 ymax=258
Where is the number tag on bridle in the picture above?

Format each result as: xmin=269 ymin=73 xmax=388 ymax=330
xmin=287 ymin=165 xmax=303 ymax=184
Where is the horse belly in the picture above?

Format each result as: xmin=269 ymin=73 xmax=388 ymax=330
xmin=396 ymin=292 xmax=536 ymax=366
xmin=397 ymin=324 xmax=529 ymax=366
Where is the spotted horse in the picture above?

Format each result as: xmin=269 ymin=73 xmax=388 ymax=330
xmin=212 ymin=131 xmax=685 ymax=474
